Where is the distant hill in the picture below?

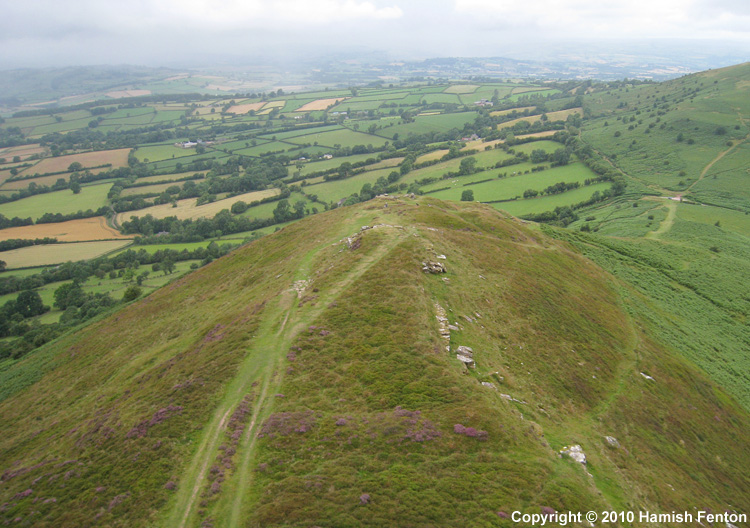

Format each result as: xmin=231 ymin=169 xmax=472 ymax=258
xmin=1 ymin=197 xmax=748 ymax=526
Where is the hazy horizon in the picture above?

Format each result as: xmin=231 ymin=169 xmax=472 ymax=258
xmin=2 ymin=0 xmax=750 ymax=70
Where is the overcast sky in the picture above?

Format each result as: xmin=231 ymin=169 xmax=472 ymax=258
xmin=2 ymin=0 xmax=750 ymax=68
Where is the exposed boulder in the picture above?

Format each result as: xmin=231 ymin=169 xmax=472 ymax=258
xmin=604 ymin=436 xmax=620 ymax=449
xmin=456 ymin=354 xmax=475 ymax=368
xmin=422 ymin=261 xmax=447 ymax=274
xmin=560 ymin=445 xmax=586 ymax=464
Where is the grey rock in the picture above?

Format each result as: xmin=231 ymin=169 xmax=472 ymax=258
xmin=604 ymin=436 xmax=620 ymax=449
xmin=560 ymin=445 xmax=587 ymax=465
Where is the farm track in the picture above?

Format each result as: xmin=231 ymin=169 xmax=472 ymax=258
xmin=688 ymin=133 xmax=748 ymax=192
xmin=163 ymin=226 xmax=406 ymax=528
xmin=646 ymin=199 xmax=677 ymax=239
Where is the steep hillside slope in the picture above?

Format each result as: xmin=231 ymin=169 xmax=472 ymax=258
xmin=1 ymin=197 xmax=748 ymax=527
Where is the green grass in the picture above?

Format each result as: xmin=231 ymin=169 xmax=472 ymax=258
xmin=492 ymin=182 xmax=612 ymax=216
xmin=287 ymin=129 xmax=389 ymax=149
xmin=0 ymin=183 xmax=111 ymax=220
xmin=425 ymin=162 xmax=600 ymax=203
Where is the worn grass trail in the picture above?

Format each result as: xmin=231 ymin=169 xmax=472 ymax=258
xmin=646 ymin=198 xmax=677 ymax=239
xmin=161 ymin=220 xmax=406 ymax=528
xmin=220 ymin=226 xmax=406 ymax=528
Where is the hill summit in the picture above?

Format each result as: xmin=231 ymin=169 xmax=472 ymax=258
xmin=1 ymin=196 xmax=748 ymax=527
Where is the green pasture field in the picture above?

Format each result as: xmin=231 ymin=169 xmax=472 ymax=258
xmin=329 ymin=100 xmax=385 ymax=111
xmin=297 ymin=152 xmax=379 ymax=175
xmin=231 ymin=141 xmax=295 ymax=157
xmin=28 ymin=118 xmax=92 ymax=136
xmin=148 ymin=149 xmax=231 ymax=171
xmin=676 ymin=202 xmax=750 ymax=237
xmin=121 ymin=182 xmax=180 ymax=197
xmin=505 ymin=89 xmax=560 ymax=102
xmin=376 ymin=111 xmax=479 ymax=139
xmin=238 ymin=192 xmax=313 ymax=220
xmin=689 ymin=141 xmax=750 ymax=209
xmin=257 ymin=125 xmax=343 ymax=141
xmin=0 ymin=183 xmax=111 ymax=220
xmin=493 ymin=182 xmax=612 ymax=216
xmin=421 ymin=94 xmax=462 ymax=104
xmin=511 ymin=140 xmax=565 ymax=155
xmin=566 ymin=197 xmax=665 ymax=237
xmin=443 ymin=85 xmax=479 ymax=94
xmin=425 ymin=162 xmax=599 ymax=202
xmin=287 ymin=128 xmax=388 ymax=148
xmin=302 ymin=169 xmax=393 ymax=203
xmin=135 ymin=144 xmax=195 ymax=162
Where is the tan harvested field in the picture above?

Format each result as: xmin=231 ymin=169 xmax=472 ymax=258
xmin=116 ymin=188 xmax=280 ymax=222
xmin=227 ymin=102 xmax=266 ymax=114
xmin=511 ymin=86 xmax=550 ymax=95
xmin=295 ymin=98 xmax=347 ymax=112
xmin=444 ymin=85 xmax=479 ymax=94
xmin=18 ymin=149 xmax=131 ymax=177
xmin=416 ymin=150 xmax=449 ymax=164
xmin=0 ymin=216 xmax=131 ymax=242
xmin=497 ymin=108 xmax=582 ymax=130
xmin=516 ymin=130 xmax=559 ymax=140
xmin=1 ymin=240 xmax=132 ymax=269
xmin=490 ymin=106 xmax=535 ymax=117
xmin=417 ymin=112 xmax=441 ymax=116
xmin=106 ymin=90 xmax=151 ymax=98
xmin=546 ymin=108 xmax=582 ymax=121
xmin=462 ymin=138 xmax=506 ymax=151
xmin=296 ymin=175 xmax=326 ymax=185
xmin=0 ymin=144 xmax=46 ymax=161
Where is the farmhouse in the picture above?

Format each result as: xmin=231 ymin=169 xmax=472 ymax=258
xmin=474 ymin=98 xmax=494 ymax=107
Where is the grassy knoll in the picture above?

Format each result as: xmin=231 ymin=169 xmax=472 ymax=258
xmin=0 ymin=198 xmax=749 ymax=527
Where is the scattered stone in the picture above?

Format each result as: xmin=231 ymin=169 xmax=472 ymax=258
xmin=436 ymin=254 xmax=447 ymax=259
xmin=422 ymin=261 xmax=447 ymax=274
xmin=474 ymin=312 xmax=482 ymax=319
xmin=560 ymin=445 xmax=587 ymax=465
xmin=462 ymin=315 xmax=474 ymax=323
xmin=500 ymin=393 xmax=527 ymax=404
xmin=456 ymin=354 xmax=475 ymax=368
xmin=481 ymin=382 xmax=496 ymax=390
xmin=640 ymin=372 xmax=655 ymax=381
xmin=604 ymin=436 xmax=620 ymax=449
xmin=456 ymin=345 xmax=474 ymax=357
xmin=442 ymin=277 xmax=450 ymax=283
xmin=478 ymin=274 xmax=486 ymax=279
xmin=448 ymin=324 xmax=460 ymax=331
xmin=360 ymin=225 xmax=371 ymax=231
xmin=435 ymin=304 xmax=451 ymax=340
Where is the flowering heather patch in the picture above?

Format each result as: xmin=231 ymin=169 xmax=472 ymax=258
xmin=541 ymin=506 xmax=556 ymax=517
xmin=360 ymin=493 xmax=371 ymax=505
xmin=355 ymin=407 xmax=442 ymax=444
xmin=164 ymin=481 xmax=177 ymax=491
xmin=497 ymin=511 xmax=510 ymax=518
xmin=13 ymin=489 xmax=32 ymax=500
xmin=107 ymin=492 xmax=130 ymax=511
xmin=126 ymin=405 xmax=183 ymax=438
xmin=335 ymin=418 xmax=347 ymax=426
xmin=203 ymin=324 xmax=226 ymax=343
xmin=258 ymin=411 xmax=317 ymax=438
xmin=453 ymin=424 xmax=488 ymax=440
xmin=1 ymin=460 xmax=50 ymax=482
